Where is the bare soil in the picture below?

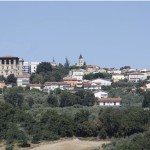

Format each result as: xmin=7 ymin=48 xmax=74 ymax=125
xmin=27 ymin=138 xmax=110 ymax=150
xmin=0 ymin=138 xmax=110 ymax=150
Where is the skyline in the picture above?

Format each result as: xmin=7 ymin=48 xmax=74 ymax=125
xmin=0 ymin=2 xmax=150 ymax=69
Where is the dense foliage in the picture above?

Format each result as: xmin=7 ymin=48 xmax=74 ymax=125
xmin=83 ymin=72 xmax=111 ymax=80
xmin=0 ymin=86 xmax=150 ymax=149
xmin=30 ymin=62 xmax=69 ymax=83
xmin=103 ymin=131 xmax=150 ymax=150
xmin=1 ymin=71 xmax=150 ymax=149
xmin=0 ymin=74 xmax=16 ymax=85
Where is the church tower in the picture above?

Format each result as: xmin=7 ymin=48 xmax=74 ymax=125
xmin=77 ymin=54 xmax=84 ymax=66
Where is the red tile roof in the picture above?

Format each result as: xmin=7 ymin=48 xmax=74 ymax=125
xmin=16 ymin=74 xmax=31 ymax=78
xmin=45 ymin=82 xmax=70 ymax=86
xmin=97 ymin=98 xmax=122 ymax=102
xmin=0 ymin=56 xmax=19 ymax=58
xmin=30 ymin=84 xmax=42 ymax=87
xmin=63 ymin=77 xmax=77 ymax=81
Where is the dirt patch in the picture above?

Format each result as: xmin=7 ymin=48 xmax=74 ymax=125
xmin=27 ymin=138 xmax=110 ymax=150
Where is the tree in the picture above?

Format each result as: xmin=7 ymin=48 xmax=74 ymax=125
xmin=120 ymin=66 xmax=131 ymax=70
xmin=47 ymin=95 xmax=58 ymax=107
xmin=4 ymin=90 xmax=24 ymax=107
xmin=36 ymin=62 xmax=52 ymax=74
xmin=60 ymin=91 xmax=72 ymax=107
xmin=6 ymin=74 xmax=16 ymax=84
xmin=0 ymin=75 xmax=6 ymax=82
xmin=51 ymin=70 xmax=62 ymax=82
xmin=83 ymin=91 xmax=96 ymax=106
xmin=30 ymin=73 xmax=44 ymax=84
xmin=64 ymin=57 xmax=70 ymax=69
xmin=142 ymin=91 xmax=150 ymax=108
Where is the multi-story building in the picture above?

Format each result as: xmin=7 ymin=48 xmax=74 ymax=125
xmin=128 ymin=73 xmax=147 ymax=82
xmin=43 ymin=82 xmax=71 ymax=93
xmin=30 ymin=62 xmax=40 ymax=74
xmin=83 ymin=82 xmax=101 ymax=90
xmin=112 ymin=74 xmax=125 ymax=82
xmin=69 ymin=69 xmax=86 ymax=81
xmin=63 ymin=77 xmax=77 ymax=88
xmin=91 ymin=78 xmax=112 ymax=86
xmin=23 ymin=62 xmax=31 ymax=74
xmin=0 ymin=56 xmax=24 ymax=77
xmin=16 ymin=74 xmax=30 ymax=87
xmin=94 ymin=90 xmax=108 ymax=99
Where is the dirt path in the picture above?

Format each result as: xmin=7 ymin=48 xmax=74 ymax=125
xmin=0 ymin=139 xmax=110 ymax=150
xmin=29 ymin=139 xmax=110 ymax=150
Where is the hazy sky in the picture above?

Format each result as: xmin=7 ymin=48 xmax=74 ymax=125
xmin=0 ymin=2 xmax=150 ymax=69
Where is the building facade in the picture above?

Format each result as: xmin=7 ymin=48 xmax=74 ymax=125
xmin=0 ymin=56 xmax=24 ymax=77
xmin=91 ymin=78 xmax=112 ymax=86
xmin=112 ymin=74 xmax=125 ymax=82
xmin=128 ymin=73 xmax=147 ymax=82
xmin=94 ymin=90 xmax=108 ymax=99
xmin=63 ymin=77 xmax=77 ymax=88
xmin=23 ymin=62 xmax=31 ymax=74
xmin=96 ymin=98 xmax=122 ymax=106
xmin=30 ymin=62 xmax=40 ymax=74
xmin=43 ymin=82 xmax=71 ymax=93
xmin=16 ymin=74 xmax=30 ymax=87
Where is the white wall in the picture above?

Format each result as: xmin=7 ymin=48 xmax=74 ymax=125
xmin=98 ymin=102 xmax=120 ymax=106
xmin=94 ymin=91 xmax=108 ymax=98
xmin=30 ymin=62 xmax=40 ymax=73
xmin=92 ymin=79 xmax=112 ymax=86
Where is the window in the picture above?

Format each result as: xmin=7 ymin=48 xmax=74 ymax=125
xmin=11 ymin=60 xmax=13 ymax=64
xmin=6 ymin=59 xmax=9 ymax=64
xmin=2 ymin=60 xmax=4 ymax=64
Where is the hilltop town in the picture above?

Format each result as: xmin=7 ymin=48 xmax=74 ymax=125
xmin=0 ymin=54 xmax=150 ymax=107
xmin=1 ymin=54 xmax=150 ymax=150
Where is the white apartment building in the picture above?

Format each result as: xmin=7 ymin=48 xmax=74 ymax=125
xmin=30 ymin=84 xmax=42 ymax=91
xmin=112 ymin=74 xmax=125 ymax=82
xmin=23 ymin=62 xmax=31 ymax=74
xmin=69 ymin=69 xmax=86 ymax=81
xmin=43 ymin=82 xmax=71 ymax=93
xmin=91 ymin=78 xmax=112 ymax=86
xmin=128 ymin=73 xmax=147 ymax=82
xmin=0 ymin=56 xmax=24 ymax=77
xmin=30 ymin=62 xmax=40 ymax=74
xmin=83 ymin=82 xmax=101 ymax=90
xmin=16 ymin=74 xmax=30 ymax=87
xmin=94 ymin=90 xmax=108 ymax=99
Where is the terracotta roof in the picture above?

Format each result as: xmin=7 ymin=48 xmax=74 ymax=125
xmin=63 ymin=77 xmax=77 ymax=81
xmin=30 ymin=84 xmax=42 ymax=87
xmin=0 ymin=56 xmax=19 ymax=58
xmin=129 ymin=73 xmax=144 ymax=75
xmin=83 ymin=82 xmax=101 ymax=87
xmin=45 ymin=82 xmax=70 ymax=86
xmin=16 ymin=74 xmax=31 ymax=78
xmin=97 ymin=97 xmax=122 ymax=102
xmin=112 ymin=74 xmax=124 ymax=76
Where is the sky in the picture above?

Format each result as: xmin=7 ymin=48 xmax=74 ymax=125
xmin=0 ymin=2 xmax=150 ymax=69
